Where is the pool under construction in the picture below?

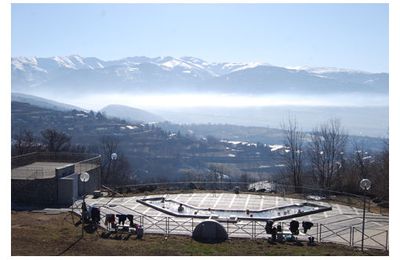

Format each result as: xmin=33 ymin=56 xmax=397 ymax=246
xmin=137 ymin=197 xmax=332 ymax=222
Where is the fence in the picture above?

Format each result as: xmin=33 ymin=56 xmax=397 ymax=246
xmin=11 ymin=152 xmax=101 ymax=180
xmin=11 ymin=152 xmax=101 ymax=169
xmin=75 ymin=155 xmax=102 ymax=174
xmin=71 ymin=201 xmax=388 ymax=252
xmin=11 ymin=166 xmax=50 ymax=179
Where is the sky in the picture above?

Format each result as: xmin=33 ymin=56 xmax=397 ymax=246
xmin=12 ymin=4 xmax=388 ymax=73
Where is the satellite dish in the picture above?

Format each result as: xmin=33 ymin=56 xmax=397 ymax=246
xmin=360 ymin=178 xmax=371 ymax=190
xmin=80 ymin=172 xmax=90 ymax=183
xmin=111 ymin=153 xmax=118 ymax=160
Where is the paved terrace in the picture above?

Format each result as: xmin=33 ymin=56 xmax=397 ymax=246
xmin=76 ymin=192 xmax=389 ymax=251
xmin=11 ymin=162 xmax=73 ymax=180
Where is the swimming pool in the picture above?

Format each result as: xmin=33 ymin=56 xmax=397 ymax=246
xmin=137 ymin=197 xmax=331 ymax=222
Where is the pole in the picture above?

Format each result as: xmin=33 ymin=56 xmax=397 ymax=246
xmin=361 ymin=188 xmax=366 ymax=252
xmin=81 ymin=197 xmax=84 ymax=237
xmin=81 ymin=180 xmax=87 ymax=238
xmin=81 ymin=181 xmax=85 ymax=238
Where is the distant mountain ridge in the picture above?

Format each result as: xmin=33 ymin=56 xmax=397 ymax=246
xmin=11 ymin=92 xmax=164 ymax=124
xmin=11 ymin=92 xmax=85 ymax=112
xmin=12 ymin=55 xmax=388 ymax=95
xmin=101 ymin=104 xmax=164 ymax=123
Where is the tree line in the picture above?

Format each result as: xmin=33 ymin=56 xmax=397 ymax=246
xmin=280 ymin=117 xmax=388 ymax=202
xmin=12 ymin=128 xmax=133 ymax=186
xmin=12 ymin=121 xmax=389 ymax=203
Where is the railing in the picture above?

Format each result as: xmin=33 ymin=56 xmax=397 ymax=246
xmin=12 ymin=152 xmax=101 ymax=169
xmin=319 ymin=223 xmax=352 ymax=246
xmin=351 ymin=226 xmax=389 ymax=251
xmin=11 ymin=152 xmax=101 ymax=180
xmin=71 ymin=200 xmax=389 ymax=252
xmin=74 ymin=155 xmax=101 ymax=174
xmin=11 ymin=152 xmax=39 ymax=168
xmin=11 ymin=167 xmax=49 ymax=179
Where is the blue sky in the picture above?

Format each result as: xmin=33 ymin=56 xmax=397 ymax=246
xmin=12 ymin=4 xmax=388 ymax=72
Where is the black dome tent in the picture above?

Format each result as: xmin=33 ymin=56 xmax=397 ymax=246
xmin=192 ymin=219 xmax=228 ymax=243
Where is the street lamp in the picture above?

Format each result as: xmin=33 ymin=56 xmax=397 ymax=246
xmin=108 ymin=152 xmax=118 ymax=183
xmin=80 ymin=171 xmax=90 ymax=237
xmin=360 ymin=178 xmax=371 ymax=252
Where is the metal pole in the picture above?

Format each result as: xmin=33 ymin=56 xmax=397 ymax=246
xmin=166 ymin=217 xmax=169 ymax=236
xmin=368 ymin=198 xmax=371 ymax=212
xmin=81 ymin=200 xmax=84 ymax=237
xmin=252 ymin=221 xmax=255 ymax=239
xmin=385 ymin=230 xmax=389 ymax=251
xmin=81 ymin=181 xmax=85 ymax=238
xmin=319 ymin=224 xmax=322 ymax=242
xmin=361 ymin=188 xmax=366 ymax=252
xmin=349 ymin=226 xmax=352 ymax=246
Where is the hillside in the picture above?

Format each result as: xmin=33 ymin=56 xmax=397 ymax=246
xmin=101 ymin=104 xmax=164 ymax=123
xmin=11 ymin=101 xmax=280 ymax=182
xmin=11 ymin=92 xmax=84 ymax=112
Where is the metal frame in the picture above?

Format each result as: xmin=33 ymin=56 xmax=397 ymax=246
xmin=73 ymin=201 xmax=389 ymax=251
xmin=352 ymin=226 xmax=389 ymax=251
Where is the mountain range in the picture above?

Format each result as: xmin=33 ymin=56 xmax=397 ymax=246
xmin=12 ymin=55 xmax=388 ymax=95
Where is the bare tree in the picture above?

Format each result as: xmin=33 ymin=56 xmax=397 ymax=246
xmin=99 ymin=135 xmax=120 ymax=184
xmin=111 ymin=153 xmax=132 ymax=185
xmin=352 ymin=140 xmax=372 ymax=179
xmin=281 ymin=117 xmax=305 ymax=192
xmin=309 ymin=119 xmax=348 ymax=189
xmin=41 ymin=128 xmax=71 ymax=152
xmin=370 ymin=139 xmax=389 ymax=201
xmin=337 ymin=138 xmax=367 ymax=193
xmin=12 ymin=129 xmax=36 ymax=155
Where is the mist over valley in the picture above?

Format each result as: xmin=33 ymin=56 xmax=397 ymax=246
xmin=12 ymin=55 xmax=388 ymax=138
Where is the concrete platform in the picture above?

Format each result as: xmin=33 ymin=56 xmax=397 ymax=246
xmin=77 ymin=192 xmax=389 ymax=250
xmin=12 ymin=162 xmax=72 ymax=179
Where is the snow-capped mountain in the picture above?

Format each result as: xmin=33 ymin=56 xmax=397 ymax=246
xmin=11 ymin=55 xmax=388 ymax=95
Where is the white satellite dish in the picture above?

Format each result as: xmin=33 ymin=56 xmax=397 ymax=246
xmin=80 ymin=172 xmax=90 ymax=183
xmin=111 ymin=152 xmax=118 ymax=160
